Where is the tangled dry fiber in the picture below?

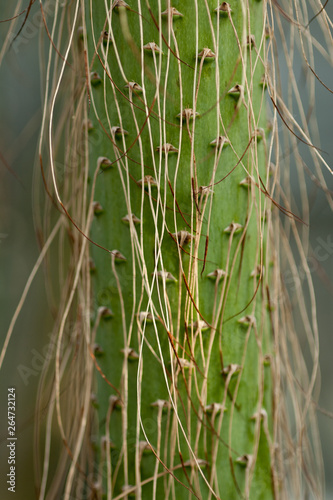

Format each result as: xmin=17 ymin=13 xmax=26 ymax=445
xmin=1 ymin=0 xmax=333 ymax=499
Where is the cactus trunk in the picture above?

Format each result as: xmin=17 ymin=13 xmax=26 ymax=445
xmin=87 ymin=1 xmax=273 ymax=498
xmin=2 ymin=0 xmax=329 ymax=498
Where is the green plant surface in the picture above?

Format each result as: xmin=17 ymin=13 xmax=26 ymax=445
xmin=1 ymin=1 xmax=329 ymax=499
xmin=86 ymin=1 xmax=273 ymax=498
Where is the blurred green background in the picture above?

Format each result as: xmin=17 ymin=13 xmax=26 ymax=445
xmin=0 ymin=2 xmax=332 ymax=499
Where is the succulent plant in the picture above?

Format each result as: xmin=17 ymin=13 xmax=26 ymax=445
xmin=2 ymin=0 xmax=330 ymax=499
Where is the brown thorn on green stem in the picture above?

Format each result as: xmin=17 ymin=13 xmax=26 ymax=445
xmin=93 ymin=201 xmax=104 ymax=215
xmin=207 ymin=269 xmax=227 ymax=280
xmin=221 ymin=364 xmax=241 ymax=378
xmin=110 ymin=250 xmax=127 ymax=262
xmin=215 ymin=2 xmax=232 ymax=14
xmin=155 ymin=270 xmax=177 ymax=282
xmin=137 ymin=311 xmax=155 ymax=325
xmin=235 ymin=454 xmax=254 ymax=467
xmin=97 ymin=156 xmax=113 ymax=170
xmin=125 ymin=81 xmax=143 ymax=93
xmin=247 ymin=34 xmax=256 ymax=48
xmin=143 ymin=42 xmax=163 ymax=54
xmin=250 ymin=265 xmax=264 ymax=278
xmin=238 ymin=315 xmax=256 ymax=327
xmin=151 ymin=399 xmax=171 ymax=411
xmin=90 ymin=71 xmax=102 ymax=86
xmin=101 ymin=30 xmax=113 ymax=45
xmin=101 ymin=435 xmax=115 ymax=450
xmin=177 ymin=109 xmax=199 ymax=121
xmin=121 ymin=347 xmax=139 ymax=360
xmin=205 ymin=403 xmax=227 ymax=414
xmin=156 ymin=143 xmax=179 ymax=154
xmin=224 ymin=222 xmax=243 ymax=234
xmin=227 ymin=84 xmax=244 ymax=99
xmin=111 ymin=126 xmax=129 ymax=138
xmin=121 ymin=213 xmax=141 ymax=225
xmin=209 ymin=136 xmax=230 ymax=148
xmin=172 ymin=230 xmax=193 ymax=247
xmin=112 ymin=0 xmax=130 ymax=11
xmin=197 ymin=48 xmax=216 ymax=60
xmin=98 ymin=306 xmax=113 ymax=319
xmin=239 ymin=177 xmax=251 ymax=188
xmin=138 ymin=175 xmax=158 ymax=188
xmin=93 ymin=344 xmax=105 ymax=357
xmin=161 ymin=7 xmax=184 ymax=18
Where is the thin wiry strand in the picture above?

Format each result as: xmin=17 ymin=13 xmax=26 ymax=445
xmin=1 ymin=0 xmax=331 ymax=498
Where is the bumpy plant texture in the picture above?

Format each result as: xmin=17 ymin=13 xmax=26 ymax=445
xmin=2 ymin=0 xmax=331 ymax=499
xmin=87 ymin=2 xmax=273 ymax=498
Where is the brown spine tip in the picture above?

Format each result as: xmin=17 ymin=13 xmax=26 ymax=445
xmin=215 ymin=2 xmax=232 ymax=14
xmin=77 ymin=26 xmax=84 ymax=40
xmin=155 ymin=270 xmax=177 ymax=282
xmin=90 ymin=71 xmax=102 ymax=86
xmin=197 ymin=185 xmax=214 ymax=199
xmin=93 ymin=343 xmax=105 ymax=357
xmin=90 ymin=393 xmax=98 ymax=407
xmin=209 ymin=135 xmax=230 ymax=148
xmin=183 ymin=458 xmax=209 ymax=468
xmin=121 ymin=485 xmax=135 ymax=497
xmin=259 ymin=73 xmax=267 ymax=88
xmin=121 ymin=347 xmax=139 ymax=360
xmin=254 ymin=127 xmax=265 ymax=141
xmin=156 ymin=143 xmax=179 ymax=154
xmin=238 ymin=315 xmax=256 ymax=326
xmin=263 ymin=354 xmax=272 ymax=366
xmin=172 ymin=230 xmax=193 ymax=246
xmin=112 ymin=0 xmax=130 ymax=10
xmin=197 ymin=48 xmax=216 ymax=60
xmin=265 ymin=27 xmax=273 ymax=39
xmin=247 ymin=34 xmax=256 ymax=48
xmin=221 ymin=363 xmax=241 ymax=377
xmin=207 ymin=269 xmax=227 ymax=280
xmin=176 ymin=358 xmax=193 ymax=369
xmin=109 ymin=394 xmax=122 ymax=409
xmin=138 ymin=175 xmax=158 ymax=188
xmin=125 ymin=81 xmax=143 ymax=93
xmin=177 ymin=108 xmax=200 ymax=121
xmin=223 ymin=222 xmax=243 ymax=234
xmin=251 ymin=408 xmax=268 ymax=421
xmin=239 ymin=176 xmax=251 ymax=188
xmin=143 ymin=42 xmax=163 ymax=54
xmin=93 ymin=201 xmax=104 ymax=214
xmin=98 ymin=306 xmax=113 ymax=318
xmin=111 ymin=126 xmax=128 ymax=137
xmin=250 ymin=265 xmax=264 ymax=277
xmin=138 ymin=440 xmax=153 ymax=455
xmin=101 ymin=436 xmax=115 ymax=449
xmin=101 ymin=30 xmax=113 ymax=44
xmin=110 ymin=250 xmax=127 ymax=262
xmin=97 ymin=156 xmax=113 ymax=170
xmin=82 ymin=119 xmax=93 ymax=132
xmin=121 ymin=213 xmax=141 ymax=225
xmin=89 ymin=258 xmax=96 ymax=272
xmin=189 ymin=320 xmax=210 ymax=331
xmin=151 ymin=399 xmax=171 ymax=410
xmin=235 ymin=454 xmax=253 ymax=467
xmin=227 ymin=84 xmax=244 ymax=98
xmin=205 ymin=402 xmax=226 ymax=413
xmin=137 ymin=311 xmax=155 ymax=324
xmin=161 ymin=7 xmax=184 ymax=18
